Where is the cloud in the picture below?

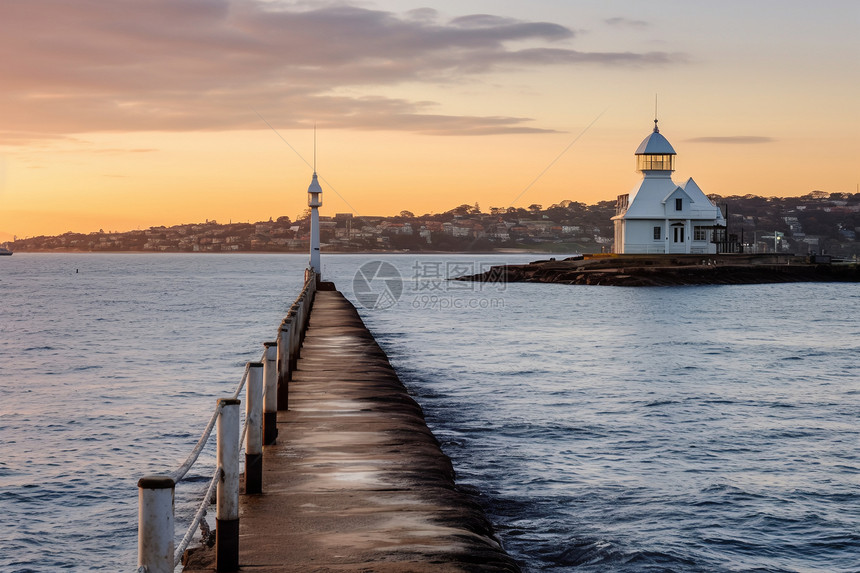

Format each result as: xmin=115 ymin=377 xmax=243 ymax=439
xmin=91 ymin=148 xmax=159 ymax=154
xmin=0 ymin=1 xmax=684 ymax=142
xmin=605 ymin=17 xmax=649 ymax=28
xmin=405 ymin=8 xmax=439 ymax=23
xmin=686 ymin=136 xmax=776 ymax=144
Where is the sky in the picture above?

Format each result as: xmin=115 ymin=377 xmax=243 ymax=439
xmin=1 ymin=0 xmax=858 ymax=240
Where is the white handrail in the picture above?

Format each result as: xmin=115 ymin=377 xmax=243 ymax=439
xmin=138 ymin=271 xmax=319 ymax=572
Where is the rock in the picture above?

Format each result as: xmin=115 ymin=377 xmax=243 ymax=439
xmin=454 ymin=254 xmax=860 ymax=287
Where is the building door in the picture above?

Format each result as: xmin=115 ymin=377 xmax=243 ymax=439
xmin=670 ymin=225 xmax=686 ymax=253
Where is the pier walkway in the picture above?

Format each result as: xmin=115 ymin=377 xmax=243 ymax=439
xmin=184 ymin=289 xmax=519 ymax=572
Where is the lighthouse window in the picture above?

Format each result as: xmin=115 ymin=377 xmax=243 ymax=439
xmin=675 ymin=198 xmax=683 ymax=211
xmin=653 ymin=226 xmax=662 ymax=240
xmin=694 ymin=226 xmax=709 ymax=241
xmin=637 ymin=154 xmax=675 ymax=171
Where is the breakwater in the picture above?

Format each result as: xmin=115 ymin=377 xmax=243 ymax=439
xmin=175 ymin=285 xmax=519 ymax=572
xmin=458 ymin=253 xmax=860 ymax=286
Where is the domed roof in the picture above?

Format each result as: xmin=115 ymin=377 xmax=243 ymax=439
xmin=635 ymin=120 xmax=676 ymax=155
xmin=308 ymin=172 xmax=322 ymax=193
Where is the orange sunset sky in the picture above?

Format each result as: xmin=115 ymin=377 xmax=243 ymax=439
xmin=1 ymin=0 xmax=858 ymax=241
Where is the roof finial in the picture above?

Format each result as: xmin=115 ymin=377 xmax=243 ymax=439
xmin=313 ymin=122 xmax=317 ymax=174
xmin=653 ymin=93 xmax=659 ymax=133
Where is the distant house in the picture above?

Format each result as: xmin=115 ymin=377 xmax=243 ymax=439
xmin=612 ymin=121 xmax=726 ymax=254
xmin=518 ymin=220 xmax=554 ymax=233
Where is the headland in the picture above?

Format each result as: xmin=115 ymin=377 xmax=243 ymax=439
xmin=457 ymin=254 xmax=860 ymax=287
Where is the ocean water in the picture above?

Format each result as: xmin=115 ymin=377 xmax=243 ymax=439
xmin=0 ymin=254 xmax=307 ymax=572
xmin=2 ymin=253 xmax=859 ymax=572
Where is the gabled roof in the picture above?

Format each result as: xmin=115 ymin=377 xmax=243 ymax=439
xmin=615 ymin=175 xmax=726 ymax=222
xmin=661 ymin=186 xmax=692 ymax=205
xmin=680 ymin=177 xmax=726 ymax=222
xmin=680 ymin=177 xmax=701 ymax=194
xmin=680 ymin=177 xmax=712 ymax=206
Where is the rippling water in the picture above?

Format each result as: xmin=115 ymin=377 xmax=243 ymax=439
xmin=2 ymin=253 xmax=858 ymax=572
xmin=1 ymin=254 xmax=306 ymax=572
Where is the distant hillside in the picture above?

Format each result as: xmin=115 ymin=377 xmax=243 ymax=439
xmin=8 ymin=191 xmax=860 ymax=258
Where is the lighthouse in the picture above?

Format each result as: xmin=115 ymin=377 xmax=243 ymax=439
xmin=307 ymin=171 xmax=322 ymax=276
xmin=612 ymin=119 xmax=725 ymax=254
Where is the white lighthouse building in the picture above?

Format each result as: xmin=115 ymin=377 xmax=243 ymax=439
xmin=612 ymin=120 xmax=725 ymax=254
xmin=307 ymin=171 xmax=322 ymax=275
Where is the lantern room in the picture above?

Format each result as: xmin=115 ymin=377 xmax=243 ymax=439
xmin=308 ymin=172 xmax=322 ymax=207
xmin=635 ymin=119 xmax=676 ymax=173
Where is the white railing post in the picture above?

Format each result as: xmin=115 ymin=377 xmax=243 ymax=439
xmin=301 ymin=293 xmax=310 ymax=339
xmin=137 ymin=475 xmax=175 ymax=573
xmin=216 ymin=398 xmax=240 ymax=572
xmin=292 ymin=303 xmax=302 ymax=361
xmin=298 ymin=296 xmax=306 ymax=343
xmin=277 ymin=319 xmax=291 ymax=411
xmin=262 ymin=342 xmax=278 ymax=444
xmin=288 ymin=307 xmax=300 ymax=371
xmin=245 ymin=362 xmax=263 ymax=495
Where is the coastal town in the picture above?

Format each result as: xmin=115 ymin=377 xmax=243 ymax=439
xmin=5 ymin=191 xmax=859 ymax=259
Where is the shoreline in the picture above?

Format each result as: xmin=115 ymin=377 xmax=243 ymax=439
xmin=2 ymin=248 xmax=563 ymax=255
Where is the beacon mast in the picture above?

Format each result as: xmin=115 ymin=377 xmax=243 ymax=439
xmin=307 ymin=171 xmax=322 ymax=276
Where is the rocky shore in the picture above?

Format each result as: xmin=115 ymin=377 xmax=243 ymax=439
xmin=457 ymin=254 xmax=860 ymax=287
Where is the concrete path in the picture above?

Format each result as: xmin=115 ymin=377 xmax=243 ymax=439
xmin=184 ymin=290 xmax=520 ymax=572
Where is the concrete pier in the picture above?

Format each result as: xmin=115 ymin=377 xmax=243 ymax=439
xmin=184 ymin=289 xmax=519 ymax=572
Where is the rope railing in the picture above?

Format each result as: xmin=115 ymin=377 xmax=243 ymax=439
xmin=137 ymin=271 xmax=319 ymax=573
xmin=173 ymin=465 xmax=220 ymax=566
xmin=231 ymin=362 xmax=252 ymax=401
xmin=168 ymin=358 xmax=257 ymax=569
xmin=167 ymin=363 xmax=252 ymax=485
